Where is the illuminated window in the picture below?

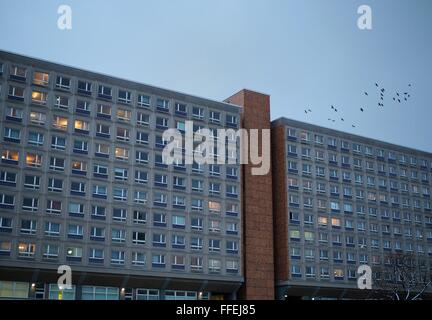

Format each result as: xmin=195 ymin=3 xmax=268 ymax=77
xmin=334 ymin=268 xmax=344 ymax=279
xmin=53 ymin=116 xmax=68 ymax=130
xmin=33 ymin=71 xmax=49 ymax=86
xmin=318 ymin=216 xmax=328 ymax=226
xmin=331 ymin=218 xmax=341 ymax=227
xmin=208 ymin=201 xmax=221 ymax=213
xmin=55 ymin=95 xmax=69 ymax=110
xmin=115 ymin=147 xmax=129 ymax=160
xmin=72 ymin=160 xmax=87 ymax=172
xmin=10 ymin=65 xmax=26 ymax=78
xmin=18 ymin=243 xmax=36 ymax=257
xmin=31 ymin=90 xmax=47 ymax=104
xmin=74 ymin=119 xmax=89 ymax=132
xmin=30 ymin=111 xmax=46 ymax=125
xmin=26 ymin=153 xmax=42 ymax=167
xmin=1 ymin=150 xmax=19 ymax=162
xmin=117 ymin=108 xmax=131 ymax=121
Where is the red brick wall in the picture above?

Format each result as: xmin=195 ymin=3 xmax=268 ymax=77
xmin=224 ymin=89 xmax=275 ymax=300
xmin=271 ymin=125 xmax=289 ymax=282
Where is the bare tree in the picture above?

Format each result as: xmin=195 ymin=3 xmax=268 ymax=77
xmin=371 ymin=252 xmax=432 ymax=300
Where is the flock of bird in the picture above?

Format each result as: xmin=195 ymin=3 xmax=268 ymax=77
xmin=303 ymin=83 xmax=413 ymax=129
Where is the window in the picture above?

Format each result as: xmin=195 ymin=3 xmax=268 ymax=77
xmin=70 ymin=181 xmax=85 ymax=195
xmin=72 ymin=160 xmax=87 ymax=174
xmin=24 ymin=175 xmax=40 ymax=189
xmin=136 ymin=131 xmax=149 ymax=145
xmin=46 ymin=200 xmax=62 ymax=214
xmin=48 ymin=178 xmax=63 ymax=192
xmin=135 ymin=170 xmax=148 ymax=184
xmin=74 ymin=119 xmax=89 ymax=133
xmin=54 ymin=95 xmax=69 ymax=110
xmin=89 ymin=249 xmax=105 ymax=262
xmin=191 ymin=218 xmax=203 ymax=231
xmin=4 ymin=127 xmax=20 ymax=142
xmin=90 ymin=226 xmax=105 ymax=241
xmin=113 ymin=188 xmax=127 ymax=201
xmin=137 ymin=94 xmax=150 ymax=107
xmin=133 ymin=210 xmax=147 ymax=224
xmin=0 ymin=217 xmax=12 ymax=231
xmin=137 ymin=112 xmax=150 ymax=126
xmin=115 ymin=147 xmax=129 ymax=160
xmin=118 ymin=90 xmax=131 ymax=104
xmin=31 ymin=90 xmax=47 ymax=105
xmin=94 ymin=143 xmax=108 ymax=157
xmin=26 ymin=153 xmax=42 ymax=167
xmin=191 ymin=237 xmax=203 ymax=250
xmin=33 ymin=71 xmax=49 ymax=86
xmin=156 ymin=98 xmax=169 ymax=111
xmin=135 ymin=150 xmax=148 ymax=163
xmin=53 ymin=115 xmax=68 ymax=131
xmin=56 ymin=75 xmax=71 ymax=89
xmin=116 ymin=127 xmax=130 ymax=141
xmin=68 ymin=141 xmax=86 ymax=156
xmin=10 ymin=65 xmax=26 ymax=79
xmin=68 ymin=224 xmax=83 ymax=238
xmin=113 ymin=208 xmax=127 ymax=222
xmin=111 ymin=250 xmax=125 ymax=265
xmin=1 ymin=150 xmax=19 ymax=163
xmin=5 ymin=106 xmax=23 ymax=120
xmin=117 ymin=108 xmax=131 ymax=121
xmin=175 ymin=102 xmax=187 ymax=115
xmin=134 ymin=190 xmax=147 ymax=204
xmin=209 ymin=239 xmax=221 ymax=252
xmin=0 ymin=171 xmax=16 ymax=186
xmin=18 ymin=243 xmax=36 ymax=258
xmin=8 ymin=85 xmax=25 ymax=100
xmin=209 ymin=111 xmax=220 ymax=123
xmin=29 ymin=111 xmax=46 ymax=125
xmin=28 ymin=131 xmax=44 ymax=146
xmin=93 ymin=185 xmax=107 ymax=198
xmin=20 ymin=220 xmax=37 ymax=235
xmin=132 ymin=231 xmax=146 ymax=245
xmin=69 ymin=202 xmax=84 ymax=217
xmin=51 ymin=136 xmax=66 ymax=150
xmin=42 ymin=244 xmax=59 ymax=260
xmin=192 ymin=107 xmax=204 ymax=119
xmin=98 ymin=85 xmax=112 ymax=99
xmin=49 ymin=157 xmax=64 ymax=171
xmin=77 ymin=80 xmax=92 ymax=95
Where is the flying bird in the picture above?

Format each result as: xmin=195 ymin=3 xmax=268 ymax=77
xmin=364 ymin=92 xmax=368 ymax=96
xmin=398 ymin=99 xmax=401 ymax=103
xmin=341 ymin=118 xmax=344 ymax=121
xmin=375 ymin=83 xmax=379 ymax=87
xmin=381 ymin=88 xmax=385 ymax=93
xmin=360 ymin=108 xmax=364 ymax=112
xmin=352 ymin=125 xmax=356 ymax=128
xmin=408 ymin=84 xmax=412 ymax=87
xmin=308 ymin=109 xmax=312 ymax=112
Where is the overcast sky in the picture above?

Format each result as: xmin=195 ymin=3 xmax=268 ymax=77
xmin=1 ymin=0 xmax=431 ymax=151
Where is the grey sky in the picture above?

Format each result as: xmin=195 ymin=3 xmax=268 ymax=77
xmin=1 ymin=0 xmax=431 ymax=151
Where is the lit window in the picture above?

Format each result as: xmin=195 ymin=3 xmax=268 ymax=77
xmin=26 ymin=153 xmax=42 ymax=167
xmin=53 ymin=116 xmax=68 ymax=131
xmin=31 ymin=90 xmax=47 ymax=104
xmin=33 ymin=71 xmax=49 ymax=86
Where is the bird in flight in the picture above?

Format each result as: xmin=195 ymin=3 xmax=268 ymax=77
xmin=341 ymin=118 xmax=344 ymax=121
xmin=352 ymin=125 xmax=356 ymax=128
xmin=308 ymin=109 xmax=312 ymax=112
xmin=364 ymin=92 xmax=368 ymax=96
xmin=360 ymin=108 xmax=364 ymax=112
xmin=375 ymin=83 xmax=379 ymax=87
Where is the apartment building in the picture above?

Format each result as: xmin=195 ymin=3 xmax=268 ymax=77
xmin=0 ymin=51 xmax=243 ymax=300
xmin=272 ymin=118 xmax=432 ymax=299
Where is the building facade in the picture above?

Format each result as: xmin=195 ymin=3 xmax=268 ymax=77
xmin=1 ymin=51 xmax=431 ymax=300
xmin=0 ymin=51 xmax=243 ymax=300
xmin=272 ymin=118 xmax=432 ymax=299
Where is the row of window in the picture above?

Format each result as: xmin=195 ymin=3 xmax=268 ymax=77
xmin=289 ymin=210 xmax=432 ymax=228
xmin=289 ymin=265 xmax=429 ymax=281
xmin=0 ymin=193 xmax=239 ymax=216
xmin=288 ymin=193 xmax=432 ymax=212
xmin=287 ymin=127 xmax=432 ymax=168
xmin=0 ymin=215 xmax=239 ymax=237
xmin=0 ymin=242 xmax=240 ymax=273
xmin=3 ymin=65 xmax=239 ymax=125
xmin=287 ymin=160 xmax=431 ymax=183
xmin=0 ymin=281 xmax=209 ymax=300
xmin=288 ymin=229 xmax=432 ymax=250
xmin=0 ymin=169 xmax=239 ymax=196
xmin=290 ymin=247 xmax=432 ymax=265
xmin=1 ymin=146 xmax=239 ymax=177
xmin=287 ymin=177 xmax=431 ymax=196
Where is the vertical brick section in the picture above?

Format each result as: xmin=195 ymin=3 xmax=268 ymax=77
xmin=271 ymin=125 xmax=289 ymax=282
xmin=225 ymin=89 xmax=274 ymax=300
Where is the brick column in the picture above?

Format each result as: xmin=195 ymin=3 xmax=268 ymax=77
xmin=225 ymin=89 xmax=274 ymax=300
xmin=271 ymin=125 xmax=289 ymax=283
